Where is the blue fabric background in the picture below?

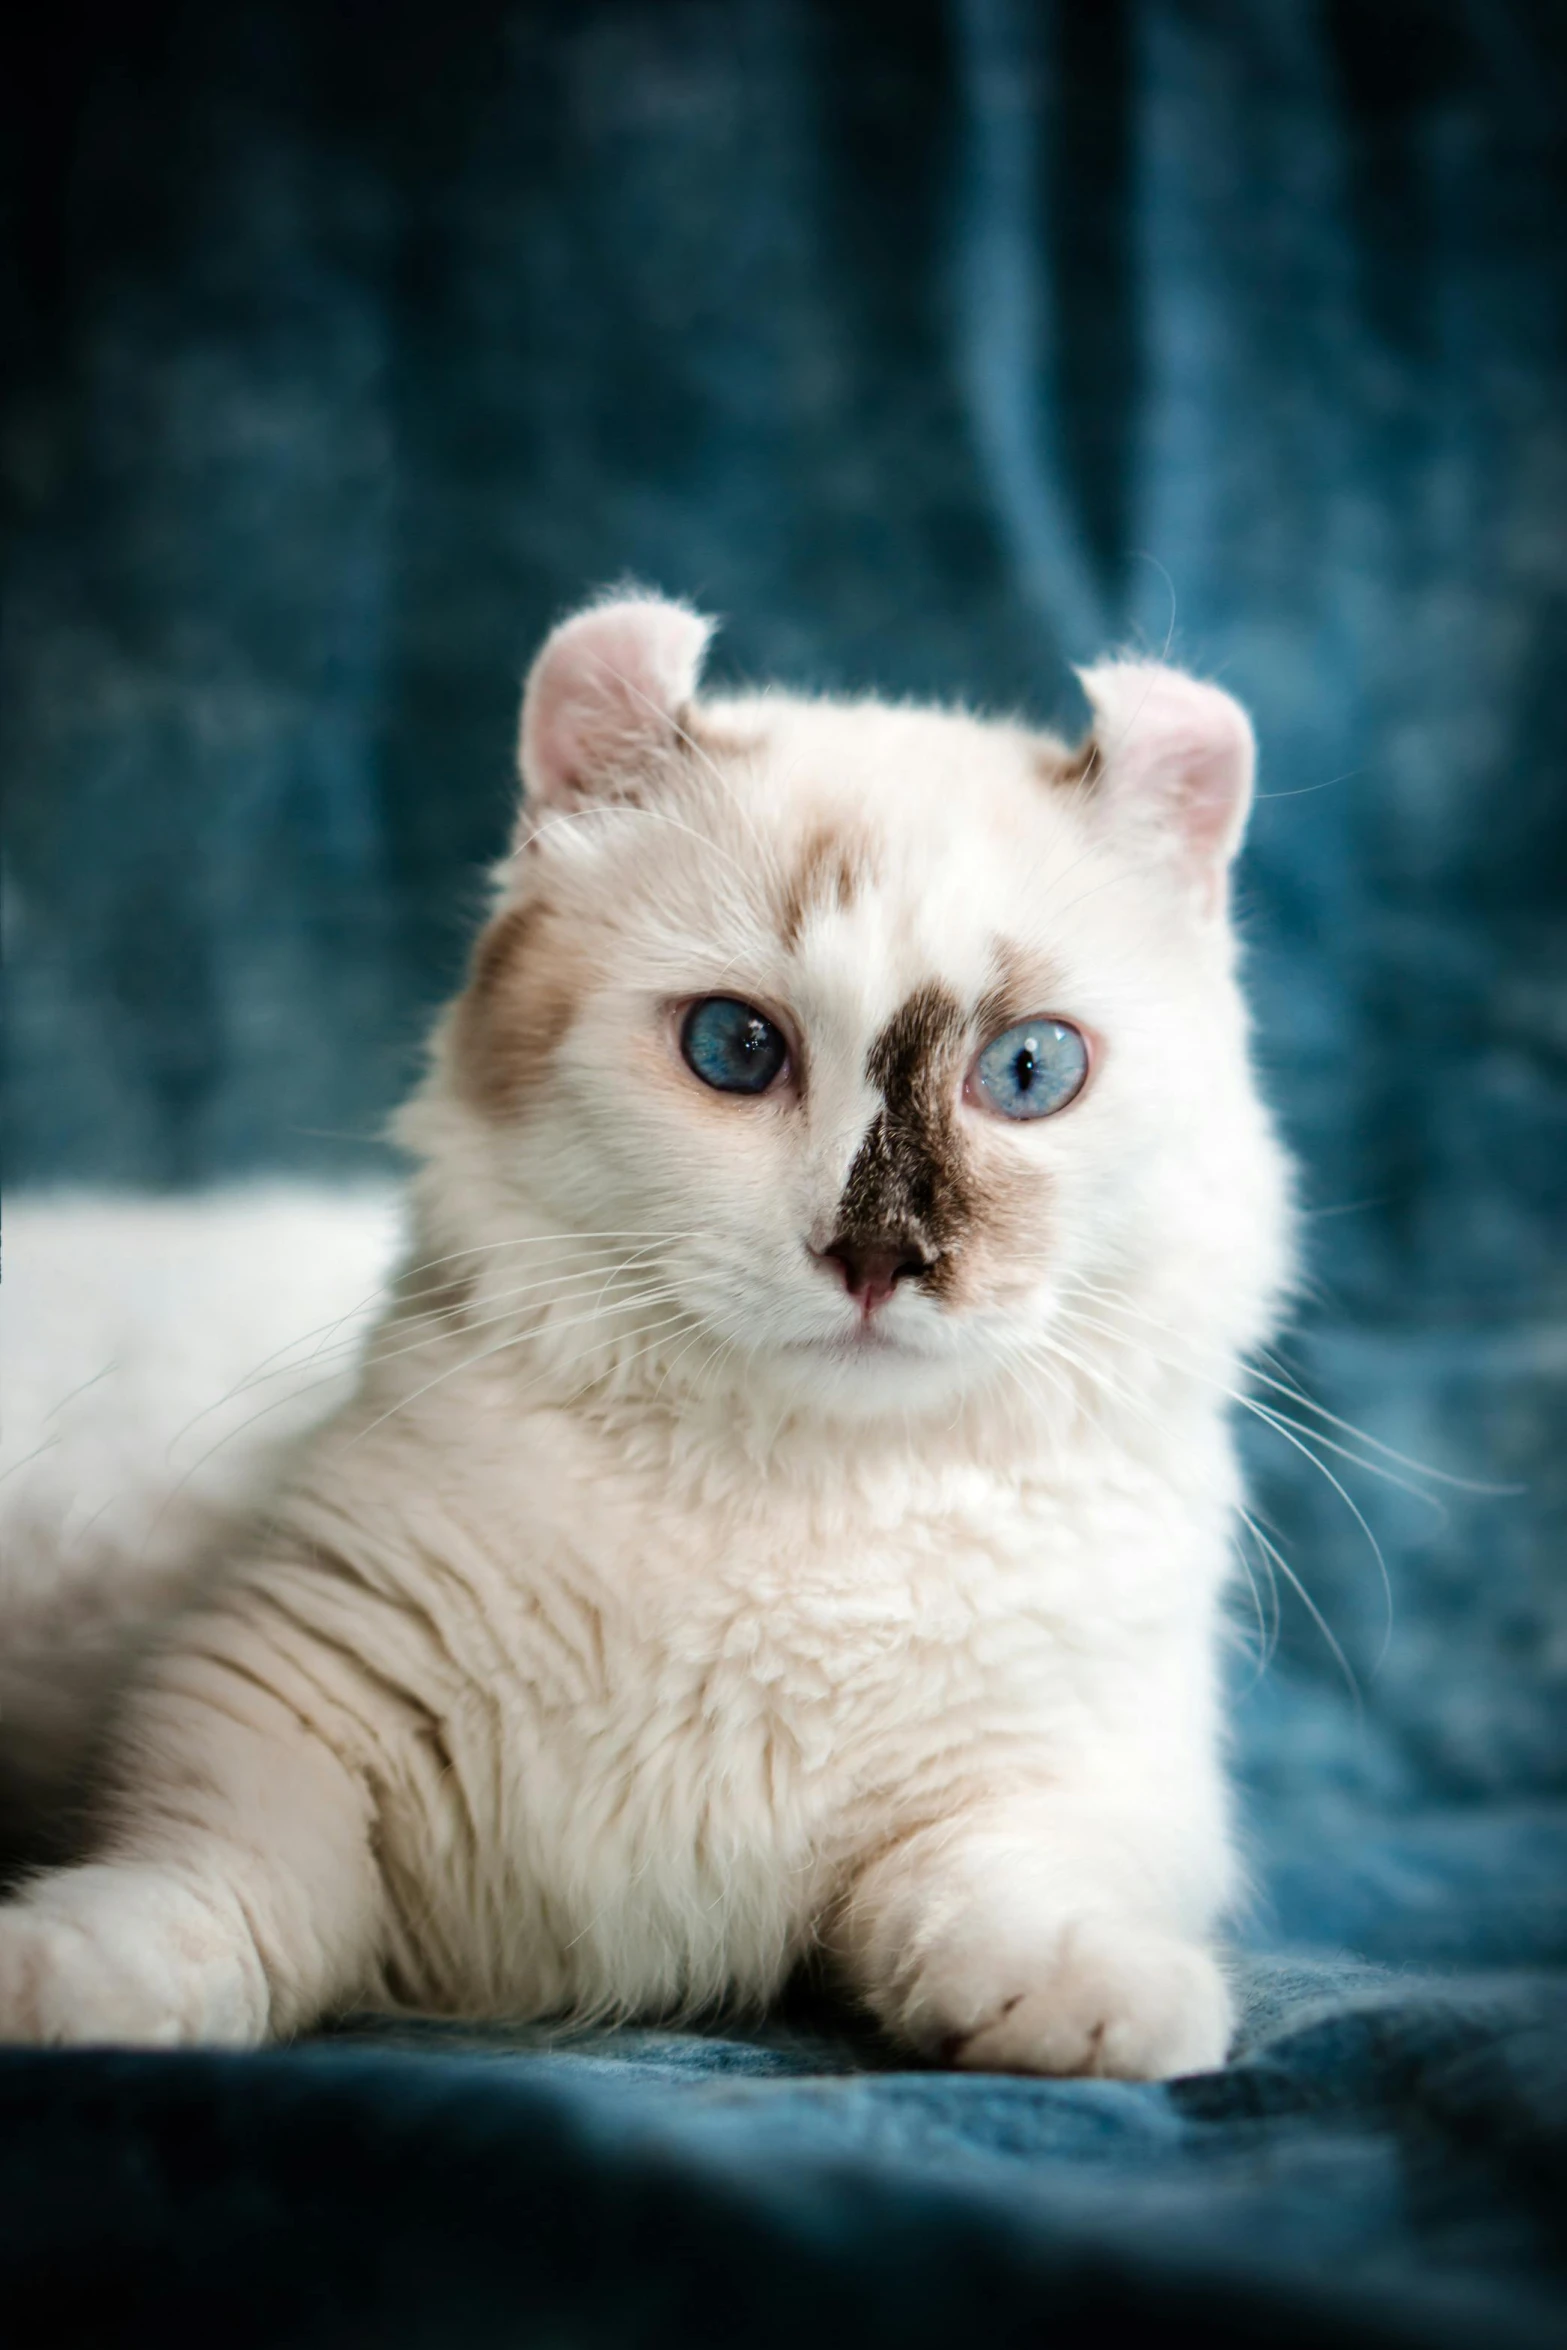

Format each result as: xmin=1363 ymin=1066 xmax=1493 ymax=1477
xmin=3 ymin=2 xmax=1565 ymax=2342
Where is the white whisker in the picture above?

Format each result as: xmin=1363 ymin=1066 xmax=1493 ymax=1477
xmin=341 ymin=1299 xmax=696 ymax=1456
xmin=231 ymin=1250 xmax=678 ymax=1396
xmin=1237 ymin=1503 xmax=1364 ymax=1719
xmin=1050 ymin=1291 xmax=1392 ymax=1682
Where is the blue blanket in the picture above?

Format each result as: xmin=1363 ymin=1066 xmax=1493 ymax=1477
xmin=3 ymin=2 xmax=1564 ymax=2341
xmin=1 ymin=1962 xmax=1563 ymax=2346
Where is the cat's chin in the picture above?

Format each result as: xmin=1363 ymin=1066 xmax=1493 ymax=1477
xmin=745 ymin=1324 xmax=967 ymax=1420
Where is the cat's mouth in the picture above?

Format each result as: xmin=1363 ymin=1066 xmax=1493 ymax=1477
xmin=787 ymin=1320 xmax=919 ymax=1360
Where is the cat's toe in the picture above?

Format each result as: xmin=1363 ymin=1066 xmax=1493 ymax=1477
xmin=949 ymin=1920 xmax=1231 ymax=2081
xmin=0 ymin=1906 xmax=184 ymax=2046
xmin=0 ymin=1868 xmax=265 ymax=2047
xmin=0 ymin=1910 xmax=58 ymax=2043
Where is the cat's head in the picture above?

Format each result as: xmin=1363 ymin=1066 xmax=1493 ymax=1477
xmin=402 ymin=593 xmax=1291 ymax=1425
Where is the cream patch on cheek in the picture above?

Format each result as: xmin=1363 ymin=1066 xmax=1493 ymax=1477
xmin=450 ymin=899 xmax=586 ymax=1121
xmin=937 ymin=940 xmax=1084 ymax=1307
xmin=612 ymin=1019 xmax=800 ymax=1272
xmin=941 ymin=1149 xmax=1054 ymax=1311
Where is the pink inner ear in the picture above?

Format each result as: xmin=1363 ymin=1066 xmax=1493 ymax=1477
xmin=520 ymin=595 xmax=715 ymax=812
xmin=1075 ymin=662 xmax=1256 ymax=910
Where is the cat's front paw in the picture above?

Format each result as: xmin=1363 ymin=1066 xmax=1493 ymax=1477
xmin=0 ymin=1866 xmax=267 ymax=2047
xmin=937 ymin=1918 xmax=1231 ymax=2081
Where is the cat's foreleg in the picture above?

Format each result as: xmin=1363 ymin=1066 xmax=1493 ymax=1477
xmin=0 ymin=1643 xmax=384 ymax=2047
xmin=834 ymin=1797 xmax=1234 ymax=2080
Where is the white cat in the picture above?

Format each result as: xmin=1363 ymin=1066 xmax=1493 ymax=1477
xmin=0 ymin=593 xmax=1291 ymax=2075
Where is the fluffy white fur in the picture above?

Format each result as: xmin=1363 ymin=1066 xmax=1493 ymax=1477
xmin=0 ymin=596 xmax=1291 ymax=2074
xmin=0 ymin=1187 xmax=400 ymax=1812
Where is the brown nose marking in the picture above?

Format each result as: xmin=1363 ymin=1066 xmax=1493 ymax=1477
xmin=829 ymin=982 xmax=972 ymax=1297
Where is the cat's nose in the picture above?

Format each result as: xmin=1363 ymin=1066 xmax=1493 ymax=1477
xmin=815 ymin=1236 xmax=932 ymax=1313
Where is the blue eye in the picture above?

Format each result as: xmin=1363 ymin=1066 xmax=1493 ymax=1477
xmin=974 ymin=1018 xmax=1088 ymax=1119
xmin=680 ymin=997 xmax=789 ymax=1094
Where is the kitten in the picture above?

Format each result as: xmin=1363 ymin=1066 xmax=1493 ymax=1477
xmin=0 ymin=594 xmax=1291 ymax=2075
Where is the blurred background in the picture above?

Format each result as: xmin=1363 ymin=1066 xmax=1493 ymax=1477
xmin=5 ymin=0 xmax=1566 ymax=1961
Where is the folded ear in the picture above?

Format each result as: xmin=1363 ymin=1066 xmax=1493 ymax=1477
xmin=1074 ymin=661 xmax=1256 ymax=918
xmin=518 ymin=593 xmax=716 ymax=821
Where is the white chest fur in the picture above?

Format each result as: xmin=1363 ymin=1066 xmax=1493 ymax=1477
xmin=268 ymin=1375 xmax=1234 ymax=2021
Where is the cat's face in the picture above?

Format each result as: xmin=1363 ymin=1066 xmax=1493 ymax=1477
xmin=411 ymin=597 xmax=1290 ymax=1422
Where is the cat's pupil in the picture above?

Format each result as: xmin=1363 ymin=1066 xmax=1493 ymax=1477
xmin=974 ymin=1015 xmax=1088 ymax=1120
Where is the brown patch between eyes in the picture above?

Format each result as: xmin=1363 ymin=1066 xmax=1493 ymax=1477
xmin=450 ymin=897 xmax=583 ymax=1121
xmin=777 ymin=821 xmax=876 ymax=950
xmin=830 ymin=977 xmax=1055 ymax=1309
xmin=832 ymin=983 xmax=972 ymax=1300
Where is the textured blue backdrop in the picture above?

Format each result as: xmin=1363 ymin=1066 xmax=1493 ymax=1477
xmin=3 ymin=3 xmax=1564 ymax=2343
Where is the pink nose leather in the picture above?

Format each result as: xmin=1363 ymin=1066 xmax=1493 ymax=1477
xmin=818 ymin=1239 xmax=928 ymax=1313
